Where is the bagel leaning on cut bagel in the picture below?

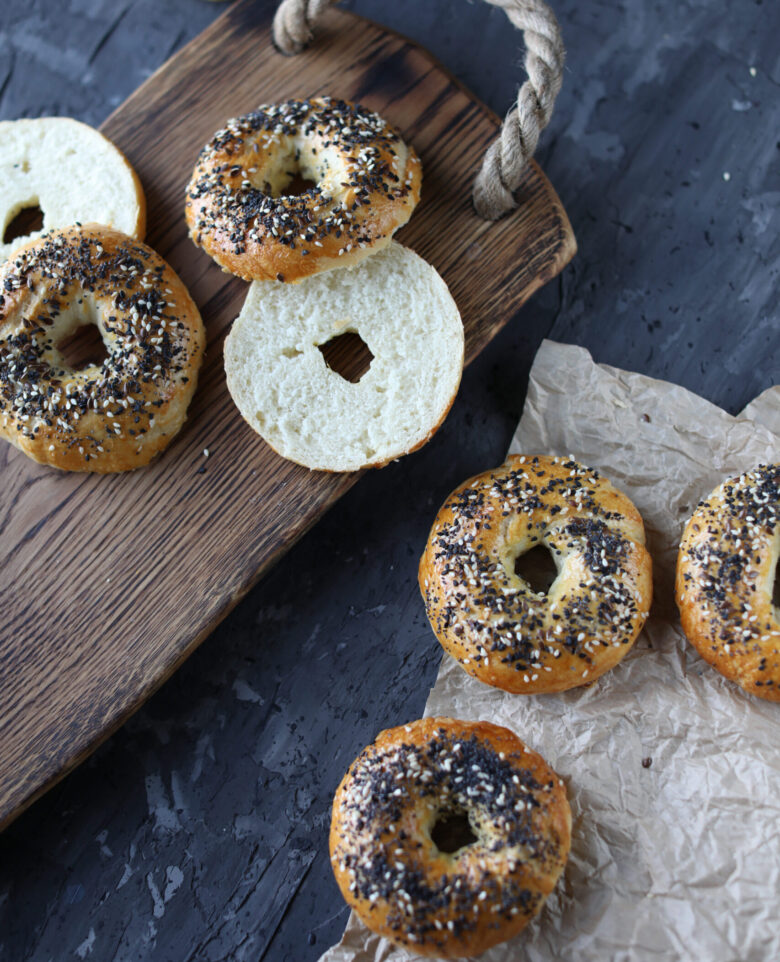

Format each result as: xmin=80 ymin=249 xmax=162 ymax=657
xmin=185 ymin=96 xmax=421 ymax=282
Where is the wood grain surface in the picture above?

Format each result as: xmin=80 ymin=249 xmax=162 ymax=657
xmin=0 ymin=0 xmax=575 ymax=828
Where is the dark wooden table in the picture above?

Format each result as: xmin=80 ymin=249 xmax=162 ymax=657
xmin=1 ymin=1 xmax=777 ymax=960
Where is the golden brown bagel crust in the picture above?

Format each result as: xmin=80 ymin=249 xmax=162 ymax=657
xmin=330 ymin=717 xmax=571 ymax=958
xmin=676 ymin=464 xmax=780 ymax=701
xmin=185 ymin=97 xmax=421 ymax=282
xmin=0 ymin=225 xmax=205 ymax=472
xmin=419 ymin=455 xmax=653 ymax=694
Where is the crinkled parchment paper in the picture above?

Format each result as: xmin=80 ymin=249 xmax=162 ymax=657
xmin=321 ymin=340 xmax=780 ymax=962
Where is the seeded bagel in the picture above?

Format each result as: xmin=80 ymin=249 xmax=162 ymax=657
xmin=419 ymin=455 xmax=653 ymax=693
xmin=0 ymin=225 xmax=205 ymax=472
xmin=330 ymin=717 xmax=571 ymax=958
xmin=676 ymin=464 xmax=780 ymax=700
xmin=185 ymin=96 xmax=421 ymax=282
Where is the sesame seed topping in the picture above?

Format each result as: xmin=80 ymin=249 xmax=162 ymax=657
xmin=421 ymin=455 xmax=651 ymax=691
xmin=677 ymin=464 xmax=780 ymax=697
xmin=186 ymin=97 xmax=417 ymax=278
xmin=0 ymin=228 xmax=202 ymax=466
xmin=332 ymin=720 xmax=565 ymax=949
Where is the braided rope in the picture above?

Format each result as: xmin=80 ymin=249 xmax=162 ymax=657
xmin=272 ymin=0 xmax=565 ymax=220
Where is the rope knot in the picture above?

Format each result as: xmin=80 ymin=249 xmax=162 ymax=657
xmin=272 ymin=0 xmax=565 ymax=220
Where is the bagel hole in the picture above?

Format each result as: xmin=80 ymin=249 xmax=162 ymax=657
xmin=280 ymin=171 xmax=318 ymax=197
xmin=431 ymin=811 xmax=477 ymax=854
xmin=319 ymin=331 xmax=373 ymax=383
xmin=773 ymin=563 xmax=780 ymax=609
xmin=514 ymin=544 xmax=559 ymax=595
xmin=4 ymin=203 xmax=44 ymax=244
xmin=57 ymin=323 xmax=108 ymax=370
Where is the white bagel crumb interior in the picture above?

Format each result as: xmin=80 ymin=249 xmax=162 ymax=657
xmin=0 ymin=117 xmax=143 ymax=263
xmin=224 ymin=241 xmax=464 ymax=471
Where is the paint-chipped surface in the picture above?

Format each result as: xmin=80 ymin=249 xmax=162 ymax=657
xmin=0 ymin=1 xmax=778 ymax=960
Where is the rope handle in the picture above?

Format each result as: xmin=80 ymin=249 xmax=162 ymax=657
xmin=272 ymin=0 xmax=565 ymax=220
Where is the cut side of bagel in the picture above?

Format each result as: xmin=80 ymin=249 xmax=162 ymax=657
xmin=0 ymin=117 xmax=146 ymax=263
xmin=224 ymin=241 xmax=464 ymax=472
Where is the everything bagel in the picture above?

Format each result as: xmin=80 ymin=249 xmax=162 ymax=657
xmin=330 ymin=717 xmax=571 ymax=958
xmin=0 ymin=225 xmax=205 ymax=472
xmin=676 ymin=463 xmax=780 ymax=700
xmin=185 ymin=96 xmax=421 ymax=282
xmin=419 ymin=455 xmax=653 ymax=693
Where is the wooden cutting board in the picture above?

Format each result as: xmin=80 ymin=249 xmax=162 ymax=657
xmin=0 ymin=0 xmax=575 ymax=828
